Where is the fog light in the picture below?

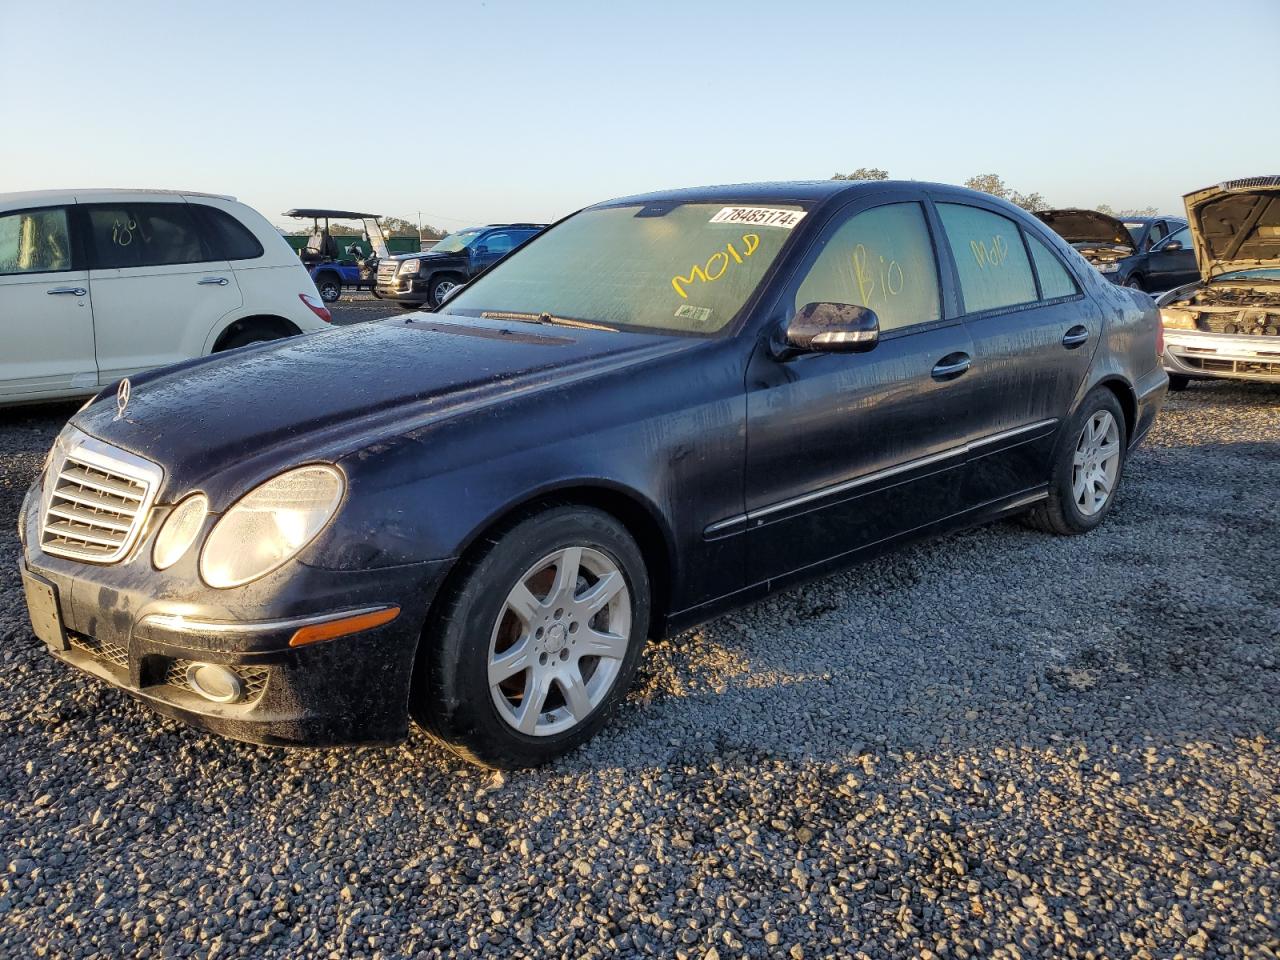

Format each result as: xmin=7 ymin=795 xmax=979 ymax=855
xmin=186 ymin=663 xmax=245 ymax=704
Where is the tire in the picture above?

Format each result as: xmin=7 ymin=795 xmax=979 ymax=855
xmin=215 ymin=328 xmax=282 ymax=351
xmin=411 ymin=505 xmax=651 ymax=769
xmin=1167 ymin=374 xmax=1190 ymax=392
xmin=427 ymin=273 xmax=464 ymax=309
xmin=315 ymin=274 xmax=342 ymax=303
xmin=1024 ymin=387 xmax=1128 ymax=536
xmin=1124 ymin=275 xmax=1145 ymax=291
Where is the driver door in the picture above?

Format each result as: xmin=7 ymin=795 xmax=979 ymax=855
xmin=1146 ymin=226 xmax=1200 ymax=290
xmin=743 ymin=197 xmax=976 ymax=584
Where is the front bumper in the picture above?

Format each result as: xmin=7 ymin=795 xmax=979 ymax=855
xmin=19 ymin=479 xmax=452 ymax=747
xmin=374 ymin=274 xmax=429 ymax=305
xmin=1163 ymin=330 xmax=1280 ymax=383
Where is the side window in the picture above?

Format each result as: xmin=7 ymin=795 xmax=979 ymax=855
xmin=192 ymin=206 xmax=264 ymax=261
xmin=1144 ymin=221 xmax=1167 ymax=250
xmin=1025 ymin=232 xmax=1079 ymax=300
xmin=937 ymin=203 xmax=1037 ymax=313
xmin=86 ymin=202 xmax=211 ymax=269
xmin=482 ymin=232 xmax=514 ymax=255
xmin=794 ymin=202 xmax=941 ymax=333
xmin=0 ymin=208 xmax=72 ymax=275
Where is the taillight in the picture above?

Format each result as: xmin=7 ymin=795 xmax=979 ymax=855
xmin=299 ymin=293 xmax=332 ymax=323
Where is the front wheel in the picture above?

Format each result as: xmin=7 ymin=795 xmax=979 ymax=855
xmin=412 ymin=505 xmax=650 ymax=768
xmin=1124 ymin=275 xmax=1145 ymax=291
xmin=427 ymin=274 xmax=463 ymax=308
xmin=1025 ymin=387 xmax=1127 ymax=536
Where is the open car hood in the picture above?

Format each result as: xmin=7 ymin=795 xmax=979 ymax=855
xmin=1034 ymin=209 xmax=1136 ymax=255
xmin=1184 ymin=177 xmax=1280 ymax=279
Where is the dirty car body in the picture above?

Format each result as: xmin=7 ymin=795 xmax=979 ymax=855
xmin=1157 ymin=177 xmax=1280 ymax=385
xmin=19 ymin=180 xmax=1166 ymax=764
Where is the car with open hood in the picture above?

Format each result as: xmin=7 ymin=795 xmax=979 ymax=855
xmin=1035 ymin=209 xmax=1196 ymax=293
xmin=19 ymin=180 xmax=1166 ymax=768
xmin=1156 ymin=177 xmax=1280 ymax=389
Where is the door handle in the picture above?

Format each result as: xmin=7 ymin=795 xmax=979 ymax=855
xmin=197 ymin=276 xmax=229 ymax=286
xmin=931 ymin=353 xmax=971 ymax=381
xmin=47 ymin=286 xmax=87 ymax=296
xmin=1062 ymin=325 xmax=1090 ymax=348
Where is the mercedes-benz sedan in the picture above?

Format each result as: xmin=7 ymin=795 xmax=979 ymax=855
xmin=19 ymin=180 xmax=1167 ymax=768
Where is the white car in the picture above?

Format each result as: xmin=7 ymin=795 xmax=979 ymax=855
xmin=0 ymin=189 xmax=334 ymax=405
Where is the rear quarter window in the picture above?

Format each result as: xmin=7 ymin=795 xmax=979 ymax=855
xmin=193 ymin=206 xmax=265 ymax=261
xmin=1025 ymin=232 xmax=1080 ymax=300
xmin=85 ymin=202 xmax=211 ymax=269
xmin=937 ymin=203 xmax=1037 ymax=313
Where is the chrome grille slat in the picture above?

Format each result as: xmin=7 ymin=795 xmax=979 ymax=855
xmin=58 ymin=465 xmax=145 ymax=500
xmin=45 ymin=503 xmax=135 ymax=532
xmin=39 ymin=428 xmax=164 ymax=564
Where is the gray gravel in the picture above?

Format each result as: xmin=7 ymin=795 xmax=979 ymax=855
xmin=1 ymin=380 xmax=1278 ymax=959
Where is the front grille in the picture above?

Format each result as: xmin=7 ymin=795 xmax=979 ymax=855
xmin=1182 ymin=356 xmax=1280 ymax=377
xmin=67 ymin=632 xmax=129 ymax=671
xmin=163 ymin=658 xmax=270 ymax=702
xmin=40 ymin=429 xmax=163 ymax=563
xmin=376 ymin=262 xmax=399 ymax=281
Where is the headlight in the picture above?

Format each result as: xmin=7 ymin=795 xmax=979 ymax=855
xmin=199 ymin=465 xmax=344 ymax=589
xmin=1096 ymin=262 xmax=1120 ymax=274
xmin=397 ymin=259 xmax=421 ymax=276
xmin=1160 ymin=308 xmax=1199 ymax=330
xmin=153 ymin=494 xmax=209 ymax=570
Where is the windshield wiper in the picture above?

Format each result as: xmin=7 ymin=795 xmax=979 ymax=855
xmin=480 ymin=311 xmax=618 ymax=332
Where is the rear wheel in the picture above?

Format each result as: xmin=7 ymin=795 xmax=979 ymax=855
xmin=315 ymin=274 xmax=342 ymax=303
xmin=1025 ymin=387 xmax=1127 ymax=536
xmin=215 ymin=328 xmax=281 ymax=351
xmin=1168 ymin=374 xmax=1190 ymax=392
xmin=412 ymin=505 xmax=650 ymax=769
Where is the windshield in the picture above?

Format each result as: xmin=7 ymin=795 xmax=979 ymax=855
xmin=1214 ymin=268 xmax=1280 ymax=281
xmin=442 ymin=202 xmax=805 ymax=334
xmin=430 ymin=228 xmax=484 ymax=254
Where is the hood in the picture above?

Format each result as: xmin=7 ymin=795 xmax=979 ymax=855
xmin=1034 ymin=209 xmax=1136 ymax=255
xmin=72 ymin=317 xmax=692 ymax=501
xmin=388 ymin=249 xmax=460 ymax=262
xmin=1184 ymin=177 xmax=1280 ymax=279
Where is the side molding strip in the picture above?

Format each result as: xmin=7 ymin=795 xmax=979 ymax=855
xmin=705 ymin=418 xmax=1058 ymax=537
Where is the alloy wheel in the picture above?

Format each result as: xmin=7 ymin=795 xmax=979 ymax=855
xmin=1072 ymin=410 xmax=1120 ymax=516
xmin=487 ymin=546 xmax=631 ymax=737
xmin=433 ymin=279 xmax=456 ymax=304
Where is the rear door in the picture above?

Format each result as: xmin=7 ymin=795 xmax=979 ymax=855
xmin=743 ymin=196 xmax=978 ymax=583
xmin=932 ymin=200 xmax=1098 ymax=504
xmin=1146 ymin=225 xmax=1200 ymax=291
xmin=0 ymin=204 xmax=98 ymax=400
xmin=83 ymin=197 xmax=243 ymax=382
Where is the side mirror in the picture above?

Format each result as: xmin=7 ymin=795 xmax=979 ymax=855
xmin=784 ymin=302 xmax=880 ymax=355
xmin=1160 ymin=240 xmax=1183 ymax=252
xmin=473 ymin=245 xmax=489 ymax=257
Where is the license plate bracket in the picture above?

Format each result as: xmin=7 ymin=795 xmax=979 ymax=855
xmin=22 ymin=570 xmax=68 ymax=652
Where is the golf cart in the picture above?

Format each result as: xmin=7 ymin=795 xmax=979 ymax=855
xmin=284 ymin=208 xmax=391 ymax=303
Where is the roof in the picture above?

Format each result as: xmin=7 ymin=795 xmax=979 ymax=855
xmin=0 ymin=188 xmax=235 ymax=205
xmin=594 ymin=179 xmax=1010 ymax=212
xmin=284 ymin=208 xmax=381 ymax=220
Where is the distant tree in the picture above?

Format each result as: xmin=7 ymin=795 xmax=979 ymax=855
xmin=832 ymin=167 xmax=889 ymax=181
xmin=964 ymin=173 xmax=1049 ymax=212
xmin=1096 ymin=203 xmax=1159 ymax=217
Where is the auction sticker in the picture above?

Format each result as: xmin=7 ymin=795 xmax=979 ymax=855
xmin=709 ymin=206 xmax=806 ymax=229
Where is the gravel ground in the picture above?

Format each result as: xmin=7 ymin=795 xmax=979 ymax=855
xmin=328 ymin=294 xmax=405 ymax=327
xmin=1 ymin=379 xmax=1278 ymax=959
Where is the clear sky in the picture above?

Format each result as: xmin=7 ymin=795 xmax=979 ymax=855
xmin=3 ymin=0 xmax=1277 ymax=232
